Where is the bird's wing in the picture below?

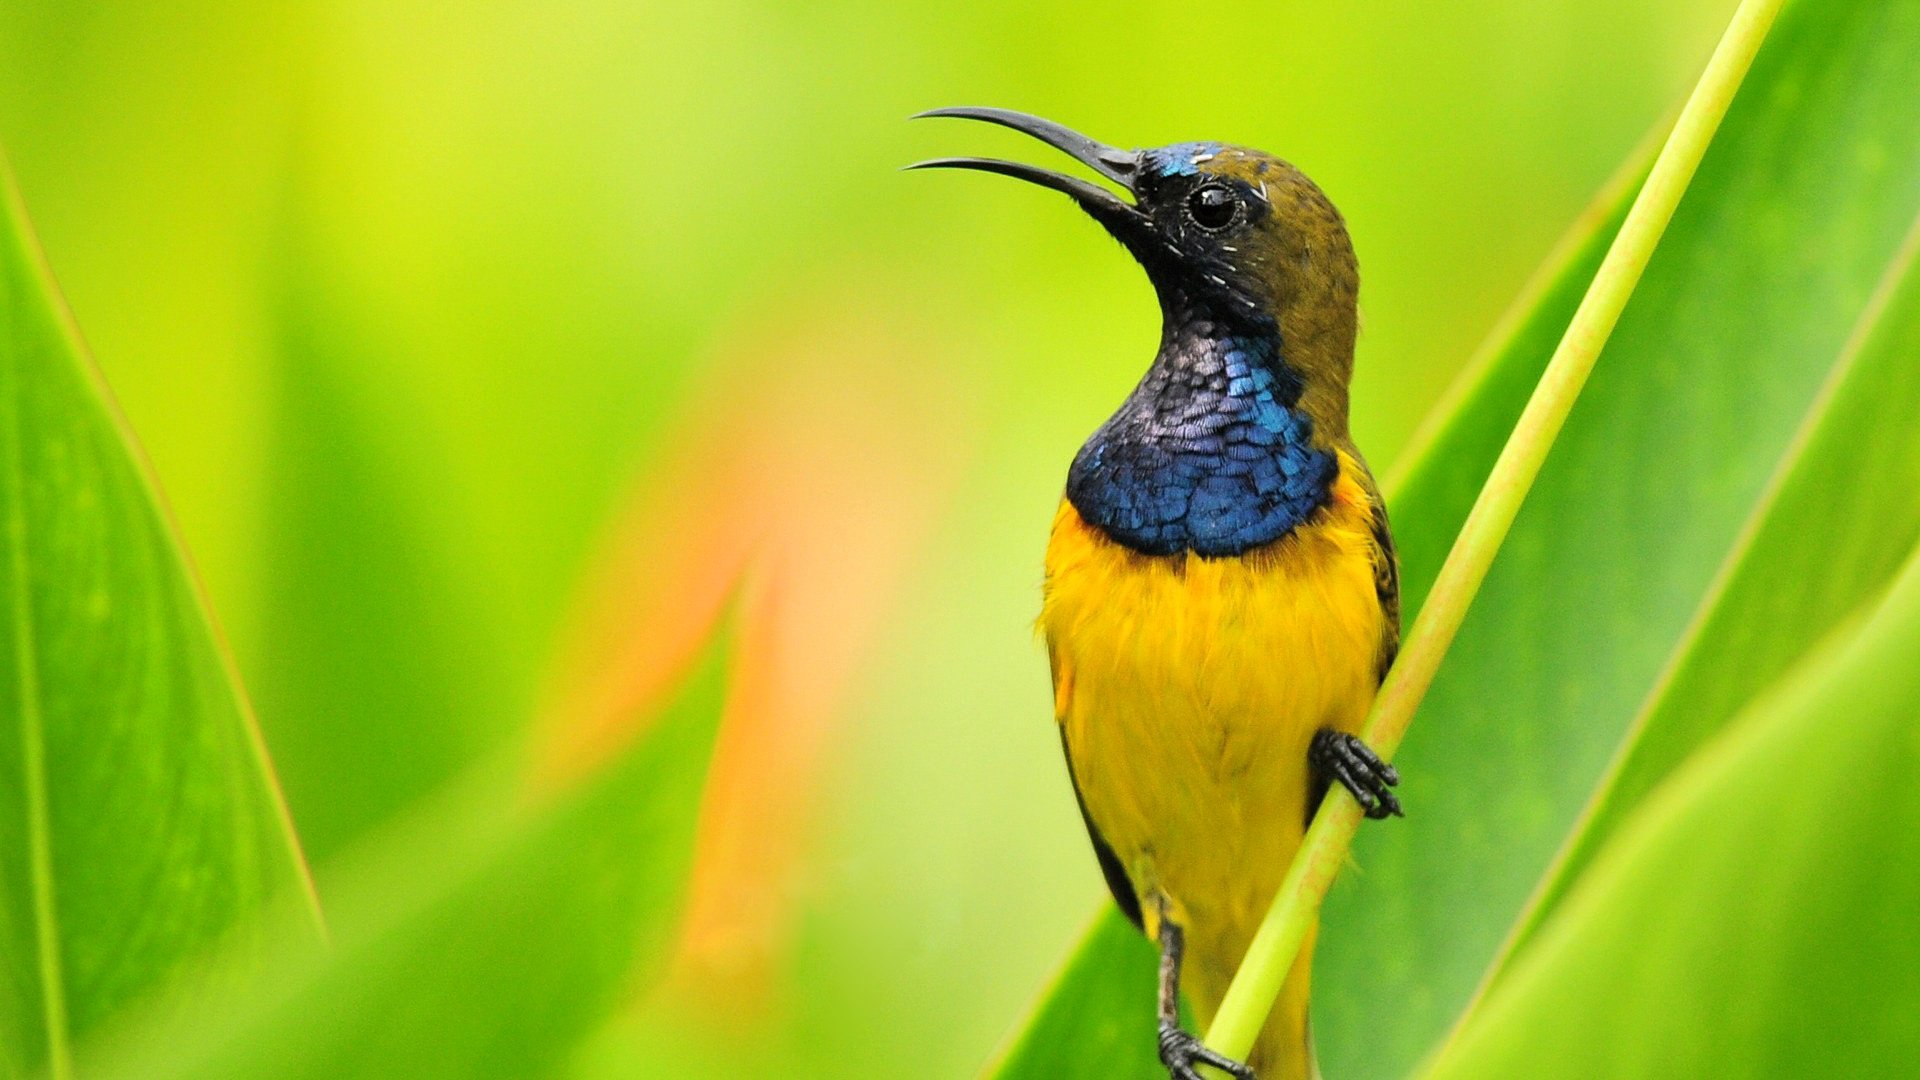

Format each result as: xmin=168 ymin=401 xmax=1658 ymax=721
xmin=1046 ymin=633 xmax=1144 ymax=930
xmin=1058 ymin=727 xmax=1145 ymax=930
xmin=1346 ymin=442 xmax=1402 ymax=682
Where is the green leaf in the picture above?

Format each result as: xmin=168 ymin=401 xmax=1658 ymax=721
xmin=986 ymin=912 xmax=1163 ymax=1079
xmin=1425 ymin=542 xmax=1920 ymax=1077
xmin=988 ymin=2 xmax=1920 ymax=1076
xmin=247 ymin=247 xmax=526 ymax=867
xmin=90 ymin=640 xmax=728 ymax=1080
xmin=1319 ymin=5 xmax=1920 ymax=1075
xmin=0 ymin=161 xmax=320 ymax=1079
xmin=1485 ymin=205 xmax=1920 ymax=989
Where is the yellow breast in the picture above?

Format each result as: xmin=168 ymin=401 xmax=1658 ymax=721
xmin=1039 ymin=453 xmax=1387 ymax=943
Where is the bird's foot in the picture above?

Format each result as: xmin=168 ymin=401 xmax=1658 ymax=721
xmin=1311 ymin=729 xmax=1402 ymax=819
xmin=1158 ymin=1021 xmax=1255 ymax=1080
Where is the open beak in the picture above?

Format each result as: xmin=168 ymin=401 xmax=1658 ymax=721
xmin=906 ymin=107 xmax=1146 ymax=233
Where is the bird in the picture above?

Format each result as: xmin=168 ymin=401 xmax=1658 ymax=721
xmin=911 ymin=108 xmax=1402 ymax=1080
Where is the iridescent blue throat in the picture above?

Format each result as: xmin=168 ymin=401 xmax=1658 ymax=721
xmin=1066 ymin=323 xmax=1336 ymax=558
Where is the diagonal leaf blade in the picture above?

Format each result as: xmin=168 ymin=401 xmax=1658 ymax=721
xmin=1474 ymin=206 xmax=1920 ymax=1002
xmin=90 ymin=638 xmax=730 ymax=1080
xmin=1317 ymin=4 xmax=1920 ymax=1073
xmin=984 ymin=912 xmax=1163 ymax=1079
xmin=1426 ymin=541 xmax=1920 ymax=1077
xmin=0 ymin=158 xmax=321 ymax=1080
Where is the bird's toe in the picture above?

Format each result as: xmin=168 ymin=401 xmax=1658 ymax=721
xmin=1159 ymin=1022 xmax=1256 ymax=1080
xmin=1310 ymin=729 xmax=1403 ymax=820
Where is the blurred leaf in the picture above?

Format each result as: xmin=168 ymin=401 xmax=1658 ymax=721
xmin=94 ymin=637 xmax=729 ymax=1080
xmin=989 ymin=2 xmax=1920 ymax=1076
xmin=1381 ymin=155 xmax=1642 ymax=618
xmin=1488 ymin=208 xmax=1920 ymax=984
xmin=986 ymin=913 xmax=1162 ymax=1079
xmin=248 ymin=245 xmax=521 ymax=867
xmin=1426 ymin=544 xmax=1920 ymax=1077
xmin=0 ymin=161 xmax=319 ymax=1079
xmin=0 ymin=2 xmax=300 ymax=629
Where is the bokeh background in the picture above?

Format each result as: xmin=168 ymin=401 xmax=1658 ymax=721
xmin=0 ymin=1 xmax=1731 ymax=1074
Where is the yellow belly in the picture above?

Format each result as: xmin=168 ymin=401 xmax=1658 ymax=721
xmin=1039 ymin=459 xmax=1387 ymax=1072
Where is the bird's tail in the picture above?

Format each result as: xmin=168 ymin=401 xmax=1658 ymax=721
xmin=1189 ymin=921 xmax=1318 ymax=1080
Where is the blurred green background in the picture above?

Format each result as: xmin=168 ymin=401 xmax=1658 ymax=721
xmin=0 ymin=1 xmax=1733 ymax=1074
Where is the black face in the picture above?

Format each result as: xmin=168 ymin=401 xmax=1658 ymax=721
xmin=1118 ymin=160 xmax=1278 ymax=323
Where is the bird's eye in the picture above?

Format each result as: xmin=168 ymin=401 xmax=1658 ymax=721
xmin=1186 ymin=185 xmax=1240 ymax=232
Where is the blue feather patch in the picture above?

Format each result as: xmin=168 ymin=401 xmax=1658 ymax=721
xmin=1143 ymin=142 xmax=1225 ymax=178
xmin=1067 ymin=329 xmax=1336 ymax=557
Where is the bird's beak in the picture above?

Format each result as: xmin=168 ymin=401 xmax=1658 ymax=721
xmin=906 ymin=107 xmax=1146 ymax=235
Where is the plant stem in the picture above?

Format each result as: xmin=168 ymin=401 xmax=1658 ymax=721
xmin=1199 ymin=0 xmax=1788 ymax=1067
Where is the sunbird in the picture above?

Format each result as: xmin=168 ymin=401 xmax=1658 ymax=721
xmin=913 ymin=109 xmax=1402 ymax=1080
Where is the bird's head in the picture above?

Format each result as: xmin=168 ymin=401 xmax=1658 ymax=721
xmin=911 ymin=107 xmax=1360 ymax=423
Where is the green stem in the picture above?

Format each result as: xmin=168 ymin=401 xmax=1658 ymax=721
xmin=1199 ymin=0 xmax=1788 ymax=1067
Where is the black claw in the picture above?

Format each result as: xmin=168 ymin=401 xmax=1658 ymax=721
xmin=1160 ymin=1021 xmax=1256 ymax=1080
xmin=1311 ymin=730 xmax=1403 ymax=820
